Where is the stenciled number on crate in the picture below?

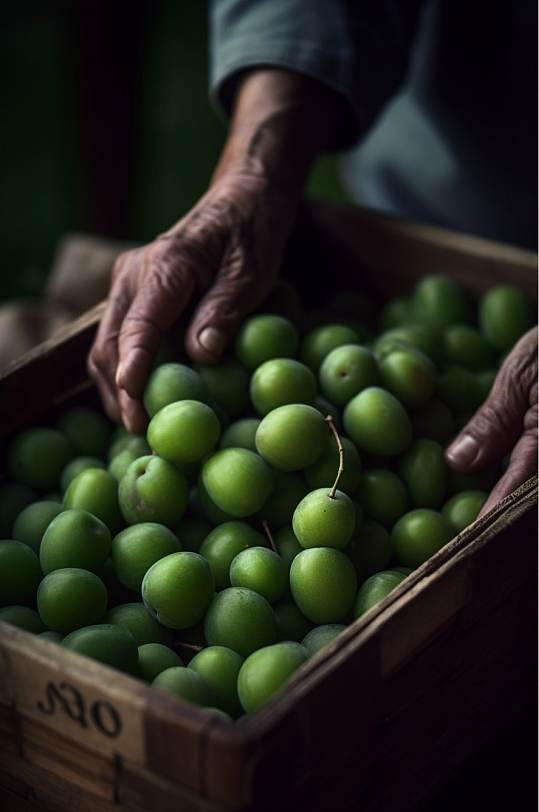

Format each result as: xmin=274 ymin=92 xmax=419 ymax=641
xmin=36 ymin=680 xmax=122 ymax=738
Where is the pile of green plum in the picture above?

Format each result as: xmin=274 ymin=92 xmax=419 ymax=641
xmin=0 ymin=276 xmax=534 ymax=718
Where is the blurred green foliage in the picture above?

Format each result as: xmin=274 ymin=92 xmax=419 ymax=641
xmin=0 ymin=2 xmax=347 ymax=303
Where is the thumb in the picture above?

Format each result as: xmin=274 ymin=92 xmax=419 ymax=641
xmin=185 ymin=259 xmax=271 ymax=363
xmin=445 ymin=336 xmax=535 ymax=473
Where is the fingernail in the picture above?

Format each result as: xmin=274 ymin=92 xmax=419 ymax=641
xmin=446 ymin=434 xmax=479 ymax=466
xmin=115 ymin=362 xmax=125 ymax=389
xmin=198 ymin=326 xmax=225 ymax=356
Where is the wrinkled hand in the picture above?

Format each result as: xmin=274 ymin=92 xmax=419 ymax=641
xmin=445 ymin=327 xmax=538 ymax=515
xmin=88 ymin=162 xmax=298 ymax=433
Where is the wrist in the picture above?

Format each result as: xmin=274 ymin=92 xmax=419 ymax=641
xmin=212 ymin=69 xmax=343 ymax=195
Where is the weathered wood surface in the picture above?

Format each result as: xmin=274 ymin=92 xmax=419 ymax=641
xmin=0 ymin=208 xmax=536 ymax=811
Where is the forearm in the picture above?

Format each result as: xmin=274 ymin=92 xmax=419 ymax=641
xmin=212 ymin=69 xmax=346 ymax=194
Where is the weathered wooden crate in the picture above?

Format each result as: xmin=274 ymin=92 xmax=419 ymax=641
xmin=0 ymin=207 xmax=537 ymax=812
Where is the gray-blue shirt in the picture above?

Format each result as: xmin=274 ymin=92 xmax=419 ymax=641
xmin=210 ymin=0 xmax=536 ymax=248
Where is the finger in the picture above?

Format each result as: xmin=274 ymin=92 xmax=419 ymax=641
xmin=118 ymin=388 xmax=148 ymax=435
xmin=478 ymin=419 xmax=538 ymax=516
xmin=185 ymin=252 xmax=272 ymax=363
xmin=116 ymin=253 xmax=195 ymax=400
xmin=88 ymin=353 xmax=121 ymax=423
xmin=445 ymin=333 xmax=537 ymax=473
xmin=88 ymin=255 xmax=138 ymax=420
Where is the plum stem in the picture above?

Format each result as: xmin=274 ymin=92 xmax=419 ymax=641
xmin=325 ymin=415 xmax=344 ymax=499
xmin=262 ymin=520 xmax=278 ymax=554
xmin=176 ymin=642 xmax=203 ymax=653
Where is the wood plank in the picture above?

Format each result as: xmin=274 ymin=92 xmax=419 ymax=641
xmin=0 ymin=625 xmax=148 ymax=767
xmin=0 ymin=748 xmax=119 ymax=812
xmin=294 ymin=201 xmax=538 ymax=299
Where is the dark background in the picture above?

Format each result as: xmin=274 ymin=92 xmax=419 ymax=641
xmin=0 ymin=3 xmax=536 ymax=810
xmin=0 ymin=1 xmax=347 ymax=304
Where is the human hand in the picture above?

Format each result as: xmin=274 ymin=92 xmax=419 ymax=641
xmin=88 ymin=161 xmax=298 ymax=433
xmin=445 ymin=326 xmax=538 ymax=516
xmin=88 ymin=70 xmax=347 ymax=433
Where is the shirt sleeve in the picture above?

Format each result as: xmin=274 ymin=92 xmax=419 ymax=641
xmin=209 ymin=0 xmax=423 ymax=149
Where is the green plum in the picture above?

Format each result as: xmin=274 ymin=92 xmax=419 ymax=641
xmin=237 ymin=642 xmax=307 ymax=713
xmin=189 ymin=645 xmax=244 ymax=716
xmin=63 ymin=624 xmax=138 ymax=674
xmin=143 ymin=363 xmax=206 ymax=417
xmin=8 ymin=428 xmax=73 ymax=491
xmin=105 ymin=602 xmax=172 ymax=646
xmin=192 ymin=479 xmax=232 ymax=525
xmin=274 ymin=602 xmax=313 ymax=642
xmin=108 ymin=432 xmax=148 ymax=462
xmin=250 ymin=358 xmax=317 ymax=415
xmin=57 ymin=408 xmax=111 ymax=458
xmin=305 ymin=435 xmax=361 ymax=496
xmin=39 ymin=630 xmax=64 ymax=643
xmin=12 ymin=500 xmax=64 ymax=553
xmin=112 ymin=523 xmax=180 ymax=591
xmin=137 ymin=643 xmax=183 ymax=682
xmin=61 ymin=457 xmax=106 ymax=492
xmin=292 ymin=488 xmax=356 ymax=550
xmin=0 ymin=483 xmax=36 ymax=536
xmin=290 ymin=548 xmax=357 ymax=623
xmin=142 ymin=552 xmax=214 ymax=629
xmin=442 ymin=490 xmax=488 ymax=533
xmin=258 ymin=471 xmax=309 ymax=528
xmin=344 ymin=387 xmax=412 ymax=456
xmin=204 ymin=587 xmax=277 ymax=657
xmin=274 ymin=526 xmax=302 ymax=568
xmin=175 ymin=517 xmax=212 ymax=552
xmin=442 ymin=325 xmax=494 ymax=370
xmin=219 ymin=418 xmax=260 ymax=451
xmin=374 ymin=324 xmax=440 ymax=363
xmin=437 ymin=366 xmax=487 ymax=413
xmin=301 ymin=324 xmax=359 ymax=371
xmin=40 ymin=509 xmax=111 ymax=574
xmin=147 ymin=400 xmax=220 ymax=464
xmin=392 ymin=509 xmax=453 ymax=568
xmin=195 ymin=360 xmax=250 ymax=418
xmin=0 ymin=540 xmax=42 ymax=606
xmin=411 ymin=399 xmax=455 ymax=443
xmin=379 ymin=297 xmax=412 ymax=331
xmin=479 ymin=285 xmax=534 ymax=351
xmin=314 ymin=395 xmax=341 ymax=428
xmin=255 ymin=404 xmax=328 ymax=471
xmin=319 ymin=344 xmax=379 ymax=405
xmin=202 ymin=449 xmax=274 ymax=517
xmin=347 ymin=520 xmax=392 ymax=579
xmin=119 ymin=455 xmax=188 ymax=527
xmin=108 ymin=437 xmax=151 ymax=481
xmin=358 ymin=469 xmax=408 ymax=527
xmin=64 ymin=468 xmax=122 ymax=533
xmin=449 ymin=466 xmax=498 ymax=495
xmin=37 ymin=568 xmax=107 ymax=633
xmin=235 ymin=314 xmax=299 ymax=370
xmin=398 ymin=439 xmax=449 ymax=508
xmin=230 ymin=547 xmax=287 ymax=603
xmin=0 ymin=605 xmax=46 ymax=633
xmin=200 ymin=522 xmax=265 ymax=591
xmin=302 ymin=624 xmax=346 ymax=655
xmin=353 ymin=570 xmax=408 ymax=618
xmin=412 ymin=274 xmax=471 ymax=329
xmin=379 ymin=347 xmax=436 ymax=408
xmin=153 ymin=666 xmax=213 ymax=706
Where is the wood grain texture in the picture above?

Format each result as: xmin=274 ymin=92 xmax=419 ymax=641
xmin=0 ymin=209 xmax=536 ymax=812
xmin=0 ymin=627 xmax=148 ymax=765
